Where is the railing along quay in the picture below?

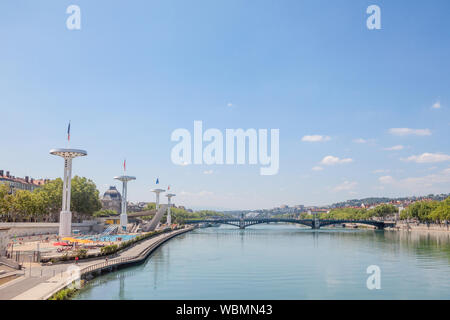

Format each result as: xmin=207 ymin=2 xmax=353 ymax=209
xmin=80 ymin=228 xmax=191 ymax=276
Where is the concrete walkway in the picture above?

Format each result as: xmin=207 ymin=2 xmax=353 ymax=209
xmin=0 ymin=227 xmax=192 ymax=300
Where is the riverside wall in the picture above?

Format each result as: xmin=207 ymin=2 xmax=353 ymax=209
xmin=0 ymin=221 xmax=104 ymax=239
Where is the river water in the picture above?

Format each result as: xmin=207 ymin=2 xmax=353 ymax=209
xmin=74 ymin=225 xmax=450 ymax=299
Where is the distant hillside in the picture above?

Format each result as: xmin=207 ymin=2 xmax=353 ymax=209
xmin=331 ymin=194 xmax=450 ymax=208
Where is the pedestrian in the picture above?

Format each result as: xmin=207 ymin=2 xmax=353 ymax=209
xmin=75 ymin=256 xmax=79 ymax=265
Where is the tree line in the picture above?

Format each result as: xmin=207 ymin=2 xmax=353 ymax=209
xmin=279 ymin=198 xmax=450 ymax=223
xmin=155 ymin=207 xmax=223 ymax=224
xmin=138 ymin=202 xmax=224 ymax=223
xmin=0 ymin=177 xmax=102 ymax=222
xmin=399 ymin=198 xmax=450 ymax=222
xmin=319 ymin=204 xmax=398 ymax=220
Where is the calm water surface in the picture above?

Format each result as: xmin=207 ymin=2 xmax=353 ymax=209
xmin=74 ymin=225 xmax=450 ymax=299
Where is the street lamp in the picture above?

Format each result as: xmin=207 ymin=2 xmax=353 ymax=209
xmin=50 ymin=148 xmax=87 ymax=237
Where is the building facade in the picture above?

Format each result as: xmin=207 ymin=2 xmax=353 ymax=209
xmin=101 ymin=186 xmax=122 ymax=214
xmin=0 ymin=170 xmax=47 ymax=193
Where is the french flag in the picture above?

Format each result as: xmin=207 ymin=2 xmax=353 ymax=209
xmin=67 ymin=122 xmax=71 ymax=142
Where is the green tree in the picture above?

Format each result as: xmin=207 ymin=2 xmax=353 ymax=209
xmin=320 ymin=208 xmax=368 ymax=220
xmin=144 ymin=202 xmax=156 ymax=210
xmin=0 ymin=183 xmax=13 ymax=221
xmin=429 ymin=197 xmax=450 ymax=222
xmin=403 ymin=201 xmax=439 ymax=222
xmin=35 ymin=178 xmax=63 ymax=221
xmin=11 ymin=189 xmax=35 ymax=221
xmin=0 ymin=176 xmax=102 ymax=222
xmin=93 ymin=209 xmax=119 ymax=217
xmin=368 ymin=204 xmax=398 ymax=218
xmin=70 ymin=176 xmax=102 ymax=217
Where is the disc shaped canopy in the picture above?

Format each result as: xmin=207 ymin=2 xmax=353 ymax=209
xmin=114 ymin=175 xmax=136 ymax=182
xmin=50 ymin=148 xmax=87 ymax=158
xmin=151 ymin=188 xmax=166 ymax=193
xmin=165 ymin=193 xmax=176 ymax=197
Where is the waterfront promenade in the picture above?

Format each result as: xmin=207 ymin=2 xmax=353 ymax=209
xmin=0 ymin=227 xmax=192 ymax=300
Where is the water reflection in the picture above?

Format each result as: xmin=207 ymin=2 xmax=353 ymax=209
xmin=75 ymin=225 xmax=450 ymax=300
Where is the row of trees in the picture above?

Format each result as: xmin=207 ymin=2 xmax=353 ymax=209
xmin=319 ymin=204 xmax=399 ymax=220
xmin=139 ymin=202 xmax=223 ymax=224
xmin=400 ymin=198 xmax=450 ymax=222
xmin=160 ymin=207 xmax=223 ymax=224
xmin=0 ymin=177 xmax=102 ymax=222
xmin=318 ymin=199 xmax=450 ymax=223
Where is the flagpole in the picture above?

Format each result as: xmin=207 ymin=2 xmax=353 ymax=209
xmin=67 ymin=121 xmax=71 ymax=148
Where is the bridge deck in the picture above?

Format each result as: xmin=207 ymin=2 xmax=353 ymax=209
xmin=185 ymin=218 xmax=394 ymax=229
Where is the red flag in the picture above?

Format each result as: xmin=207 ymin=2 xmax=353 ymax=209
xmin=168 ymin=185 xmax=170 ymax=190
xmin=124 ymin=159 xmax=126 ymax=172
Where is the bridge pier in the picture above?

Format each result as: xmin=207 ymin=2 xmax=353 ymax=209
xmin=311 ymin=219 xmax=320 ymax=229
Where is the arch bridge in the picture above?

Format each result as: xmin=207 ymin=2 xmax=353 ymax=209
xmin=184 ymin=218 xmax=395 ymax=230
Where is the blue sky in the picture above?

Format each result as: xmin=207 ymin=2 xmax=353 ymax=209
xmin=1 ymin=0 xmax=449 ymax=210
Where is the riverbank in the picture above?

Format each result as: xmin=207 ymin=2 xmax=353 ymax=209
xmin=0 ymin=226 xmax=193 ymax=300
xmin=73 ymin=225 xmax=450 ymax=300
xmin=337 ymin=222 xmax=450 ymax=233
xmin=390 ymin=222 xmax=450 ymax=233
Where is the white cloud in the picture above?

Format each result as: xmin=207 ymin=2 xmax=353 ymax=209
xmin=432 ymin=101 xmax=441 ymax=109
xmin=203 ymin=170 xmax=213 ymax=175
xmin=227 ymin=103 xmax=233 ymax=107
xmin=333 ymin=181 xmax=357 ymax=192
xmin=388 ymin=128 xmax=431 ymax=136
xmin=377 ymin=168 xmax=450 ymax=192
xmin=320 ymin=155 xmax=353 ymax=166
xmin=402 ymin=153 xmax=450 ymax=163
xmin=353 ymin=138 xmax=367 ymax=144
xmin=312 ymin=166 xmax=323 ymax=171
xmin=379 ymin=175 xmax=395 ymax=184
xmin=373 ymin=169 xmax=390 ymax=174
xmin=384 ymin=145 xmax=404 ymax=151
xmin=302 ymin=135 xmax=331 ymax=142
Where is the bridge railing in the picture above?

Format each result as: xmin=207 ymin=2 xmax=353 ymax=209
xmin=184 ymin=218 xmax=392 ymax=229
xmin=80 ymin=255 xmax=139 ymax=274
xmin=80 ymin=228 xmax=191 ymax=275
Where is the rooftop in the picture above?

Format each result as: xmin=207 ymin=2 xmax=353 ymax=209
xmin=0 ymin=170 xmax=48 ymax=187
